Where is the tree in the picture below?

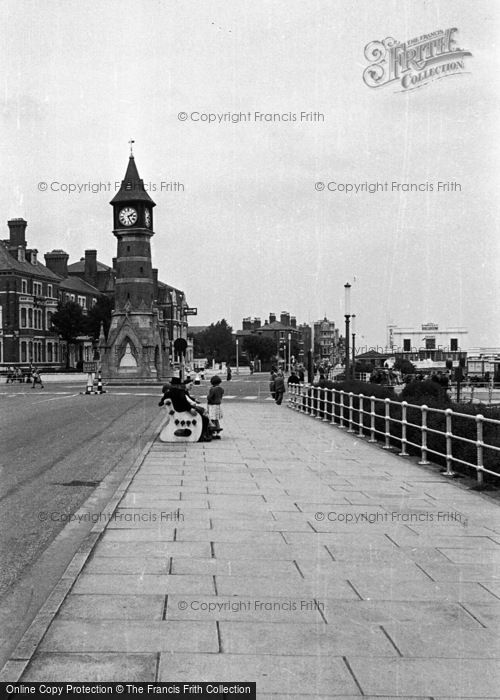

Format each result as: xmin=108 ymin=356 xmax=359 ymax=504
xmin=193 ymin=319 xmax=234 ymax=364
xmin=85 ymin=295 xmax=113 ymax=341
xmin=50 ymin=301 xmax=86 ymax=368
xmin=394 ymin=357 xmax=416 ymax=376
xmin=242 ymin=334 xmax=276 ymax=363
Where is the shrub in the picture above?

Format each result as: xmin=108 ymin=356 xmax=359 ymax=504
xmin=401 ymin=379 xmax=450 ymax=404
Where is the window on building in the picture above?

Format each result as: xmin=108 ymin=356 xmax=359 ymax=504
xmin=21 ymin=279 xmax=27 ymax=294
xmin=28 ymin=308 xmax=33 ymax=328
xmin=47 ymin=284 xmax=53 ymax=298
xmin=450 ymin=338 xmax=458 ymax=352
xmin=425 ymin=338 xmax=436 ymax=350
xmin=70 ymin=294 xmax=75 ymax=302
xmin=21 ymin=341 xmax=27 ymax=363
xmin=78 ymin=295 xmax=86 ymax=309
xmin=403 ymin=338 xmax=411 ymax=352
xmin=47 ymin=343 xmax=53 ymax=363
xmin=92 ymin=298 xmax=97 ymax=307
xmin=47 ymin=311 xmax=52 ymax=329
xmin=21 ymin=307 xmax=27 ymax=328
xmin=33 ymin=282 xmax=42 ymax=296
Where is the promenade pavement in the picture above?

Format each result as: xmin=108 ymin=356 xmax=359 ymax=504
xmin=1 ymin=399 xmax=500 ymax=698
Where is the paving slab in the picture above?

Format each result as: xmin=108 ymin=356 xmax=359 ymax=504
xmin=22 ymin=653 xmax=156 ymax=681
xmin=347 ymin=657 xmax=500 ymax=697
xmin=39 ymin=620 xmax=218 ymax=653
xmin=219 ymin=621 xmax=398 ymax=656
xmin=157 ymin=653 xmax=360 ymax=695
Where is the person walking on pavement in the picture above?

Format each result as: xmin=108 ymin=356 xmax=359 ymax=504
xmin=274 ymin=370 xmax=286 ymax=405
xmin=31 ymin=366 xmax=44 ymax=389
xmin=226 ymin=365 xmax=232 ymax=381
xmin=207 ymin=375 xmax=224 ymax=439
xmin=269 ymin=367 xmax=277 ymax=400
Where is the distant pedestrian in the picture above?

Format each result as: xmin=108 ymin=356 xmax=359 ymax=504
xmin=274 ymin=370 xmax=286 ymax=405
xmin=31 ymin=367 xmax=44 ymax=389
xmin=6 ymin=366 xmax=15 ymax=383
xmin=287 ymin=370 xmax=300 ymax=387
xmin=269 ymin=368 xmax=277 ymax=400
xmin=298 ymin=366 xmax=305 ymax=382
xmin=207 ymin=375 xmax=224 ymax=439
xmin=226 ymin=366 xmax=232 ymax=381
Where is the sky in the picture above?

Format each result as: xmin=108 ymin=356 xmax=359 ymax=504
xmin=1 ymin=0 xmax=499 ymax=350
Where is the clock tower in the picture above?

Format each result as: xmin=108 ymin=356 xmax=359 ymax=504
xmin=99 ymin=151 xmax=168 ymax=383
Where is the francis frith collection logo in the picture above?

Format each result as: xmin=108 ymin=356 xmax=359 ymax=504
xmin=363 ymin=28 xmax=472 ymax=91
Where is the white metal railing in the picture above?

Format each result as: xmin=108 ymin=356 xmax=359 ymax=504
xmin=288 ymin=384 xmax=500 ymax=486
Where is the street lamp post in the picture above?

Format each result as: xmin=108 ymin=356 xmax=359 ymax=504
xmin=351 ymin=314 xmax=356 ymax=380
xmin=344 ymin=283 xmax=351 ymax=380
xmin=288 ymin=332 xmax=291 ymax=374
xmin=236 ymin=337 xmax=239 ymax=375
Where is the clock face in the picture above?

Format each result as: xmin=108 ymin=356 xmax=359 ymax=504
xmin=118 ymin=207 xmax=138 ymax=226
xmin=144 ymin=210 xmax=151 ymax=228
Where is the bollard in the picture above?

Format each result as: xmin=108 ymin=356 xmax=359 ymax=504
xmin=84 ymin=373 xmax=93 ymax=395
xmin=96 ymin=370 xmax=106 ymax=394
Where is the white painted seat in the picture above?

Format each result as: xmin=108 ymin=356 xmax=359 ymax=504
xmin=159 ymin=399 xmax=203 ymax=442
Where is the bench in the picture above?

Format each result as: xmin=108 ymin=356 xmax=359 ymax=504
xmin=159 ymin=399 xmax=203 ymax=443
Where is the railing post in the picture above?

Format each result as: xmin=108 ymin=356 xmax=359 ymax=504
xmin=398 ymin=401 xmax=409 ymax=456
xmin=316 ymin=386 xmax=324 ymax=420
xmin=322 ymin=388 xmax=329 ymax=422
xmin=418 ymin=404 xmax=430 ymax=465
xmin=475 ymin=414 xmax=485 ymax=488
xmin=442 ymin=408 xmax=456 ymax=477
xmin=330 ymin=388 xmax=338 ymax=425
xmin=383 ymin=398 xmax=391 ymax=449
xmin=307 ymin=385 xmax=312 ymax=415
xmin=339 ymin=390 xmax=345 ymax=428
xmin=369 ymin=396 xmax=377 ymax=442
xmin=347 ymin=392 xmax=355 ymax=433
xmin=311 ymin=386 xmax=317 ymax=417
xmin=358 ymin=394 xmax=365 ymax=437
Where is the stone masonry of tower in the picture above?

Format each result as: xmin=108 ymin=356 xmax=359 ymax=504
xmin=99 ymin=154 xmax=169 ymax=383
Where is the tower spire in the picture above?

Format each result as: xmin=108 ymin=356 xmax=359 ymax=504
xmin=128 ymin=138 xmax=135 ymax=156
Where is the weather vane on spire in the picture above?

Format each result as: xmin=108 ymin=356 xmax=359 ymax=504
xmin=128 ymin=139 xmax=135 ymax=156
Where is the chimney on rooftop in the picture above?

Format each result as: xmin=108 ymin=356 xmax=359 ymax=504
xmin=280 ymin=311 xmax=290 ymax=326
xmin=8 ymin=218 xmax=27 ymax=248
xmin=44 ymin=250 xmax=69 ymax=278
xmin=84 ymin=250 xmax=97 ymax=286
